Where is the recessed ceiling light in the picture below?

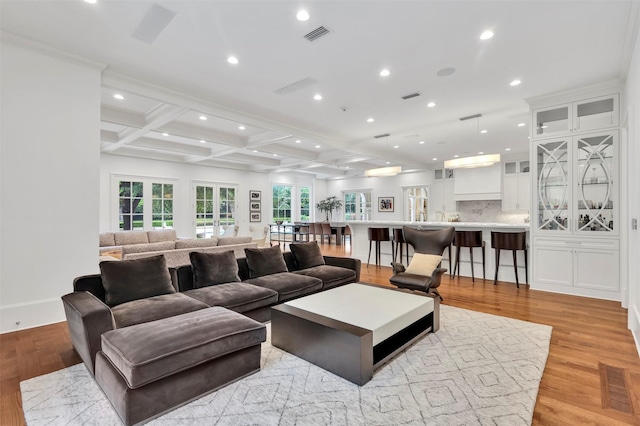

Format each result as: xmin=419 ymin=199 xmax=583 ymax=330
xmin=162 ymin=133 xmax=169 ymax=137
xmin=480 ymin=30 xmax=494 ymax=40
xmin=253 ymin=150 xmax=258 ymax=153
xmin=313 ymin=94 xmax=322 ymax=100
xmin=315 ymin=145 xmax=320 ymax=148
xmin=427 ymin=102 xmax=436 ymax=108
xmin=296 ymin=10 xmax=310 ymax=21
xmin=510 ymin=79 xmax=521 ymax=86
xmin=380 ymin=69 xmax=390 ymax=77
xmin=200 ymin=140 xmax=206 ymax=144
xmin=113 ymin=94 xmax=124 ymax=100
xmin=295 ymin=139 xmax=301 ymax=143
xmin=478 ymin=151 xmax=484 ymax=155
xmin=505 ymin=148 xmax=511 ymax=151
xmin=273 ymin=153 xmax=278 ymax=157
xmin=393 ymin=145 xmax=399 ymax=149
xmin=227 ymin=56 xmax=239 ymax=65
xmin=199 ymin=115 xmax=207 ymax=120
xmin=386 ymin=161 xmax=390 ymax=165
xmin=517 ymin=122 xmax=526 ymax=127
xmin=454 ymin=155 xmax=459 ymax=158
xmin=419 ymin=141 xmax=425 ymax=144
xmin=345 ymin=166 xmax=350 ymax=169
xmin=238 ymin=126 xmax=246 ymax=130
xmin=367 ymin=118 xmax=374 ymax=123
xmin=432 ymin=157 xmax=438 ymax=161
xmin=84 ymin=0 xmax=97 ymax=3
xmin=480 ymin=129 xmax=488 ymax=134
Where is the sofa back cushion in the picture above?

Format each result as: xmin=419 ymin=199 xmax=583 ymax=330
xmin=121 ymin=240 xmax=175 ymax=255
xmin=217 ymin=236 xmax=252 ymax=246
xmin=289 ymin=241 xmax=325 ymax=270
xmin=114 ymin=231 xmax=149 ymax=246
xmin=175 ymin=238 xmax=218 ymax=249
xmin=147 ymin=229 xmax=177 ymax=243
xmin=189 ymin=251 xmax=241 ymax=288
xmin=244 ymin=245 xmax=288 ymax=278
xmin=100 ymin=255 xmax=175 ymax=307
xmin=99 ymin=232 xmax=116 ymax=247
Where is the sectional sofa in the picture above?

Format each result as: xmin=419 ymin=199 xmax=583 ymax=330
xmin=99 ymin=229 xmax=256 ymax=267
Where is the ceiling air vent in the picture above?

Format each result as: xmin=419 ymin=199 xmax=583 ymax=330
xmin=374 ymin=133 xmax=390 ymax=139
xmin=401 ymin=92 xmax=421 ymax=100
xmin=304 ymin=26 xmax=330 ymax=41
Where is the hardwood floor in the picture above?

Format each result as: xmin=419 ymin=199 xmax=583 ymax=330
xmin=1 ymin=242 xmax=638 ymax=425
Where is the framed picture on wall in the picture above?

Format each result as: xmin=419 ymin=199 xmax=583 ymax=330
xmin=250 ymin=201 xmax=261 ymax=211
xmin=378 ymin=197 xmax=394 ymax=212
xmin=250 ymin=212 xmax=261 ymax=222
xmin=249 ymin=190 xmax=261 ymax=201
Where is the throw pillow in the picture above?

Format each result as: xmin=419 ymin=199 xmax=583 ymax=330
xmin=404 ymin=253 xmax=443 ymax=277
xmin=100 ymin=255 xmax=175 ymax=307
xmin=290 ymin=241 xmax=325 ymax=269
xmin=189 ymin=251 xmax=241 ymax=288
xmin=244 ymin=245 xmax=288 ymax=278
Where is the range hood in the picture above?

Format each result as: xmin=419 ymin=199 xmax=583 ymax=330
xmin=453 ymin=163 xmax=502 ymax=201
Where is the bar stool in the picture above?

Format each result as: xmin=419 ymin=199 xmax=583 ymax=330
xmin=392 ymin=228 xmax=410 ymax=264
xmin=452 ymin=230 xmax=485 ymax=282
xmin=367 ymin=227 xmax=390 ymax=266
xmin=491 ymin=231 xmax=528 ymax=288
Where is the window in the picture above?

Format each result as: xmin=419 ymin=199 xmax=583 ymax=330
xmin=152 ymin=183 xmax=173 ymax=229
xmin=343 ymin=191 xmax=371 ymax=221
xmin=119 ymin=180 xmax=144 ymax=230
xmin=195 ymin=184 xmax=236 ymax=238
xmin=405 ymin=186 xmax=428 ymax=221
xmin=195 ymin=185 xmax=215 ymax=238
xmin=300 ymin=186 xmax=310 ymax=221
xmin=218 ymin=187 xmax=236 ymax=228
xmin=273 ymin=184 xmax=292 ymax=223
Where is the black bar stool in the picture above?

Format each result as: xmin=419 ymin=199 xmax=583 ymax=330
xmin=452 ymin=230 xmax=485 ymax=282
xmin=367 ymin=227 xmax=390 ymax=266
xmin=392 ymin=228 xmax=410 ymax=264
xmin=491 ymin=231 xmax=528 ymax=288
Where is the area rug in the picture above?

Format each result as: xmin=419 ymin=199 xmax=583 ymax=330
xmin=21 ymin=305 xmax=552 ymax=425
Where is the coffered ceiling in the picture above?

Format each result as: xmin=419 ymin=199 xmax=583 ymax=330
xmin=1 ymin=0 xmax=638 ymax=179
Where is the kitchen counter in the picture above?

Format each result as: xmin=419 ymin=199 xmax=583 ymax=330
xmin=344 ymin=221 xmax=529 ymax=285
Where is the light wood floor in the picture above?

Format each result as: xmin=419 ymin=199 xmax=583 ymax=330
xmin=1 ymin=242 xmax=639 ymax=425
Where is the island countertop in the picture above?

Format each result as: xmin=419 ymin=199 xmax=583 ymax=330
xmin=341 ymin=220 xmax=529 ymax=229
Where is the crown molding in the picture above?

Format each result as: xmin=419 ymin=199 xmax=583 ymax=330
xmin=525 ymin=79 xmax=622 ymax=108
xmin=619 ymin=0 xmax=640 ymax=83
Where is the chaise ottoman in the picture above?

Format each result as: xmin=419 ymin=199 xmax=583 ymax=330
xmin=94 ymin=307 xmax=266 ymax=425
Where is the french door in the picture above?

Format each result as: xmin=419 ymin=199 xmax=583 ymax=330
xmin=194 ymin=183 xmax=237 ymax=238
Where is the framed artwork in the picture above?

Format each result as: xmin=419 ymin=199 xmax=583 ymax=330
xmin=250 ymin=212 xmax=261 ymax=222
xmin=249 ymin=190 xmax=261 ymax=201
xmin=378 ymin=197 xmax=394 ymax=212
xmin=250 ymin=201 xmax=261 ymax=211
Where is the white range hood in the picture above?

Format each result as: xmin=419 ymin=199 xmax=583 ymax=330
xmin=453 ymin=163 xmax=502 ymax=201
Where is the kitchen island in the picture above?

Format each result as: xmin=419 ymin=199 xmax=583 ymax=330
xmin=344 ymin=221 xmax=530 ymax=285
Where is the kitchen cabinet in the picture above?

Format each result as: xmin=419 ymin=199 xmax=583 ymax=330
xmin=429 ymin=173 xmax=455 ymax=220
xmin=502 ymin=160 xmax=530 ymax=211
xmin=453 ymin=163 xmax=502 ymax=201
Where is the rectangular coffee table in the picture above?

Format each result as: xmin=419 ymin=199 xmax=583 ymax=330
xmin=271 ymin=283 xmax=438 ymax=385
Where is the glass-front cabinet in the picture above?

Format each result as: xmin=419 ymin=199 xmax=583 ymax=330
xmin=535 ymin=130 xmax=617 ymax=235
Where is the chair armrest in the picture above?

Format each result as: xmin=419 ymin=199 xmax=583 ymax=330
xmin=61 ymin=291 xmax=114 ymax=376
xmin=428 ymin=267 xmax=448 ymax=290
xmin=391 ymin=262 xmax=406 ymax=274
xmin=323 ymin=256 xmax=361 ymax=282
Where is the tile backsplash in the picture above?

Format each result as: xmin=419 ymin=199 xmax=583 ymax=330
xmin=456 ymin=200 xmax=529 ymax=224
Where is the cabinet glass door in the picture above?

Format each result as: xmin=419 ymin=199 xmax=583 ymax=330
xmin=534 ymin=105 xmax=570 ymax=137
xmin=537 ymin=140 xmax=569 ymax=231
xmin=576 ymin=133 xmax=615 ymax=232
xmin=574 ymin=95 xmax=618 ymax=132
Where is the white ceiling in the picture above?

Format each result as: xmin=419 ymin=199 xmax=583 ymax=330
xmin=1 ymin=0 xmax=638 ymax=179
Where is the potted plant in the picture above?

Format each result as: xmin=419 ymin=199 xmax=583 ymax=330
xmin=316 ymin=196 xmax=343 ymax=221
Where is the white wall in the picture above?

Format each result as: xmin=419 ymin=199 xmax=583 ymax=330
xmin=326 ymin=171 xmax=434 ymax=221
xmin=100 ymin=154 xmax=321 ymax=236
xmin=624 ymin=25 xmax=640 ymax=352
xmin=0 ymin=43 xmax=101 ymax=333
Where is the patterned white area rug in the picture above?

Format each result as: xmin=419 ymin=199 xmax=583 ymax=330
xmin=21 ymin=305 xmax=551 ymax=425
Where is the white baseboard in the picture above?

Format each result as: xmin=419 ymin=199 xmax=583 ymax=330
xmin=631 ymin=304 xmax=640 ymax=358
xmin=0 ymin=298 xmax=65 ymax=334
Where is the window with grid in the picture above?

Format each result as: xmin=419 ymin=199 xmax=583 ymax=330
xmin=152 ymin=183 xmax=173 ymax=229
xmin=218 ymin=187 xmax=236 ymax=228
xmin=273 ymin=185 xmax=292 ymax=223
xmin=195 ymin=185 xmax=215 ymax=238
xmin=119 ymin=181 xmax=144 ymax=230
xmin=300 ymin=186 xmax=310 ymax=221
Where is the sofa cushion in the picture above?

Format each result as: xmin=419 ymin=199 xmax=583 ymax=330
xmin=147 ymin=229 xmax=177 ymax=243
xmin=184 ymin=283 xmax=278 ymax=313
xmin=121 ymin=240 xmax=175 ymax=255
xmin=189 ymin=251 xmax=241 ymax=288
xmin=244 ymin=272 xmax=322 ymax=302
xmin=289 ymin=241 xmax=325 ymax=269
xmin=293 ymin=265 xmax=356 ymax=290
xmin=218 ymin=236 xmax=252 ymax=246
xmin=114 ymin=231 xmax=149 ymax=246
xmin=100 ymin=255 xmax=175 ymax=307
xmin=405 ymin=253 xmax=442 ymax=277
xmin=111 ymin=293 xmax=209 ymax=328
xmin=175 ymin=238 xmax=218 ymax=249
xmin=244 ymin=245 xmax=288 ymax=278
xmin=101 ymin=307 xmax=266 ymax=389
xmin=99 ymin=232 xmax=115 ymax=247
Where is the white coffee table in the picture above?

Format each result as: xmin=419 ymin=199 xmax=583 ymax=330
xmin=271 ymin=283 xmax=438 ymax=385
